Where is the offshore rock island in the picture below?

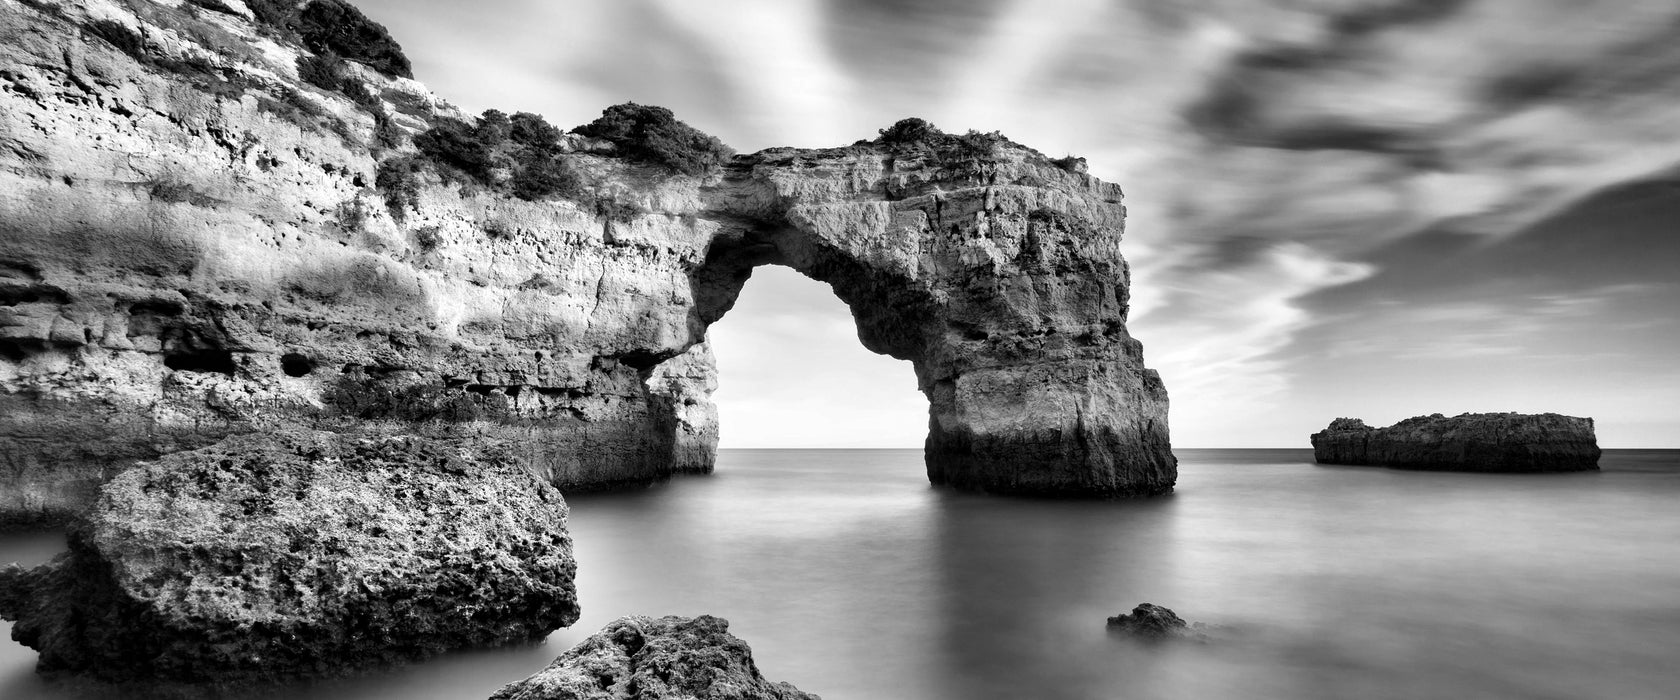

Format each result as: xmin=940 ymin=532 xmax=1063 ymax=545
xmin=1311 ymin=413 xmax=1602 ymax=472
xmin=0 ymin=0 xmax=1176 ymax=528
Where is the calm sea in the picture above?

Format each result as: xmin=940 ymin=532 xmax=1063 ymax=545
xmin=4 ymin=449 xmax=1679 ymax=700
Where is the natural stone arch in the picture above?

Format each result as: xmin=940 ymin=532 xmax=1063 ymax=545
xmin=679 ymin=144 xmax=1176 ymax=497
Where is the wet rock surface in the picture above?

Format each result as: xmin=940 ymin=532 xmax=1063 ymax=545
xmin=1106 ymin=603 xmax=1206 ymax=641
xmin=1311 ymin=413 xmax=1601 ymax=472
xmin=491 ymin=614 xmax=817 ymax=700
xmin=0 ymin=430 xmax=579 ymax=683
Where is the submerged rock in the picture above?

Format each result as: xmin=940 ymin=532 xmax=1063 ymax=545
xmin=491 ymin=615 xmax=817 ymax=700
xmin=1106 ymin=603 xmax=1205 ymax=641
xmin=0 ymin=430 xmax=579 ymax=683
xmin=1311 ymin=412 xmax=1601 ymax=472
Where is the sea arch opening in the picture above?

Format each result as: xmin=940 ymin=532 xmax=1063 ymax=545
xmin=706 ymin=264 xmax=927 ymax=449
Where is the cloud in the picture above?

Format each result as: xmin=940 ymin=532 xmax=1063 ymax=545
xmin=361 ymin=0 xmax=1680 ymax=446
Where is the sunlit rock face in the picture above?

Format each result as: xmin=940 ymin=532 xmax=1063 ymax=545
xmin=1311 ymin=413 xmax=1601 ymax=472
xmin=0 ymin=0 xmax=1173 ymax=525
xmin=705 ymin=147 xmax=1175 ymax=496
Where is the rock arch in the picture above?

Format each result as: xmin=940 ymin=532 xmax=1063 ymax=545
xmin=677 ymin=145 xmax=1176 ymax=496
xmin=0 ymin=0 xmax=1173 ymax=522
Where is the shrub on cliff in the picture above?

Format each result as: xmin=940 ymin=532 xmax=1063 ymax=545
xmin=511 ymin=153 xmax=585 ymax=202
xmin=511 ymin=111 xmax=563 ymax=148
xmin=574 ymin=103 xmax=733 ymax=177
xmin=876 ymin=118 xmax=1011 ymax=161
xmin=400 ymin=110 xmax=587 ymax=203
xmin=248 ymin=0 xmax=412 ymax=79
xmin=245 ymin=0 xmax=297 ymax=29
xmin=297 ymin=0 xmax=412 ymax=78
xmin=375 ymin=156 xmax=422 ymax=221
xmin=296 ymin=53 xmax=381 ymax=111
xmin=877 ymin=117 xmax=943 ymax=146
xmin=413 ymin=117 xmax=493 ymax=180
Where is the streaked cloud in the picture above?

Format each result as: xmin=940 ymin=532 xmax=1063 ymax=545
xmin=356 ymin=0 xmax=1680 ymax=447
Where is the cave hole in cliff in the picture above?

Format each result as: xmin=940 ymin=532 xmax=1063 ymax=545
xmin=707 ymin=265 xmax=925 ymax=448
xmin=280 ymin=353 xmax=314 ymax=377
xmin=164 ymin=348 xmax=238 ymax=375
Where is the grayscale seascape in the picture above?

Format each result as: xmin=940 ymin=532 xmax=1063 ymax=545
xmin=4 ymin=1 xmax=1679 ymax=697
xmin=7 ymin=448 xmax=1679 ymax=700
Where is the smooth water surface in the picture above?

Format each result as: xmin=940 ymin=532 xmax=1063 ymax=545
xmin=4 ymin=449 xmax=1679 ymax=699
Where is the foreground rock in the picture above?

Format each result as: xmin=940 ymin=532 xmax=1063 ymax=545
xmin=491 ymin=615 xmax=817 ymax=700
xmin=0 ymin=0 xmax=1173 ymax=523
xmin=1311 ymin=413 xmax=1601 ymax=472
xmin=1106 ymin=603 xmax=1206 ymax=641
xmin=0 ymin=430 xmax=579 ymax=683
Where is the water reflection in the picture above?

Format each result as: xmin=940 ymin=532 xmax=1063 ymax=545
xmin=931 ymin=490 xmax=1181 ymax=700
xmin=2 ymin=450 xmax=1679 ymax=700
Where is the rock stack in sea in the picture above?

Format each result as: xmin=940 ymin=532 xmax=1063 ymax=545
xmin=1311 ymin=413 xmax=1602 ymax=472
xmin=0 ymin=430 xmax=580 ymax=683
xmin=0 ymin=0 xmax=1175 ymax=529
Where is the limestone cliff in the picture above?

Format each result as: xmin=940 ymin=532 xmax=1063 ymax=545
xmin=1311 ymin=413 xmax=1601 ymax=472
xmin=0 ymin=0 xmax=1173 ymax=526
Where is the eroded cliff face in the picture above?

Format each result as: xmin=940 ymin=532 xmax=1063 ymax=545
xmin=705 ymin=146 xmax=1174 ymax=495
xmin=0 ymin=0 xmax=1172 ymax=525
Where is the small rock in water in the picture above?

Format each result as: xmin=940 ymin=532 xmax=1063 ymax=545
xmin=1107 ymin=603 xmax=1205 ymax=641
xmin=491 ymin=614 xmax=818 ymax=700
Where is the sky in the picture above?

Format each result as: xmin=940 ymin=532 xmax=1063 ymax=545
xmin=356 ymin=0 xmax=1680 ymax=448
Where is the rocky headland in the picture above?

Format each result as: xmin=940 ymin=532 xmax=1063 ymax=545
xmin=491 ymin=615 xmax=817 ymax=700
xmin=0 ymin=0 xmax=1176 ymax=527
xmin=1311 ymin=413 xmax=1602 ymax=472
xmin=0 ymin=429 xmax=580 ymax=683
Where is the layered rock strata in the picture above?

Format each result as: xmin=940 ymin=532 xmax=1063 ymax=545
xmin=0 ymin=0 xmax=1174 ymax=525
xmin=1311 ymin=413 xmax=1601 ymax=472
xmin=0 ymin=429 xmax=580 ymax=683
xmin=491 ymin=615 xmax=817 ymax=700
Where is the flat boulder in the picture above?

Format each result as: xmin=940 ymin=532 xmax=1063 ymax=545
xmin=492 ymin=615 xmax=817 ymax=700
xmin=1311 ymin=412 xmax=1601 ymax=472
xmin=0 ymin=430 xmax=579 ymax=683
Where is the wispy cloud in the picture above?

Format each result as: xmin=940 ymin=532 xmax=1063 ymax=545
xmin=364 ymin=0 xmax=1680 ymax=445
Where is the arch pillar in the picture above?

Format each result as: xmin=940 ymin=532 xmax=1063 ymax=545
xmin=689 ymin=143 xmax=1176 ymax=497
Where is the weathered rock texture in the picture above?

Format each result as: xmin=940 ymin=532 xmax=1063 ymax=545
xmin=491 ymin=615 xmax=817 ymax=700
xmin=0 ymin=0 xmax=1173 ymax=526
xmin=1106 ymin=603 xmax=1206 ymax=642
xmin=1311 ymin=413 xmax=1602 ymax=472
xmin=0 ymin=429 xmax=580 ymax=683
